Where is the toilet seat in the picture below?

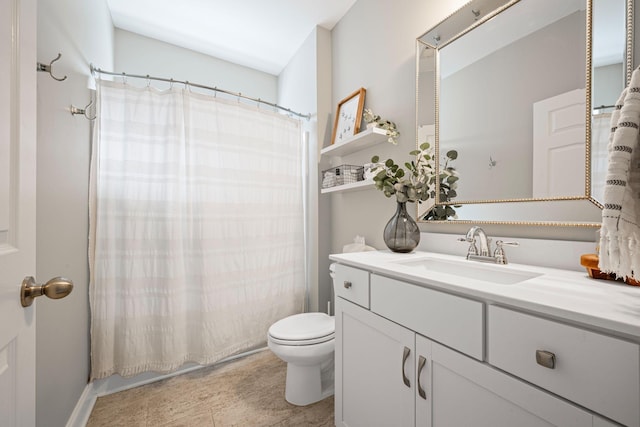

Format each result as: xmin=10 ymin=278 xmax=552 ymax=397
xmin=268 ymin=313 xmax=335 ymax=346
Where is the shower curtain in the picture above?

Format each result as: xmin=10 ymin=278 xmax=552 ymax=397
xmin=89 ymin=80 xmax=305 ymax=379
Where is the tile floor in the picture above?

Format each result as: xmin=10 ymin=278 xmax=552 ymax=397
xmin=86 ymin=349 xmax=334 ymax=427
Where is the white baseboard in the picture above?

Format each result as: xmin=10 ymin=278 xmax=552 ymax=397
xmin=65 ymin=383 xmax=97 ymax=427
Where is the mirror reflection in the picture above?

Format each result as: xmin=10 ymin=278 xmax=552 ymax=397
xmin=416 ymin=0 xmax=632 ymax=225
xmin=591 ymin=0 xmax=629 ymax=203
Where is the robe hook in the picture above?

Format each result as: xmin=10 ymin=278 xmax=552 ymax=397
xmin=37 ymin=53 xmax=67 ymax=81
xmin=70 ymin=98 xmax=96 ymax=121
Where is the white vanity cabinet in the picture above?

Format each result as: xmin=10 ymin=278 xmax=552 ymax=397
xmin=420 ymin=338 xmax=602 ymax=427
xmin=334 ymin=264 xmax=629 ymax=427
xmin=488 ymin=305 xmax=639 ymax=427
xmin=335 ymin=297 xmax=415 ymax=427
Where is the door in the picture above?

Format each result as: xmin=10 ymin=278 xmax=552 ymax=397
xmin=0 ymin=0 xmax=37 ymax=425
xmin=532 ymin=88 xmax=586 ymax=198
xmin=335 ymin=297 xmax=415 ymax=427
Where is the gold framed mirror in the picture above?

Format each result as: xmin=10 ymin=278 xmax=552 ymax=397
xmin=416 ymin=0 xmax=634 ymax=226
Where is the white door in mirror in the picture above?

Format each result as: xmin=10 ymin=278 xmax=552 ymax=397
xmin=533 ymin=88 xmax=586 ymax=198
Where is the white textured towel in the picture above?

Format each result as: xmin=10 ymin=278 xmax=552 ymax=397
xmin=598 ymin=66 xmax=640 ymax=281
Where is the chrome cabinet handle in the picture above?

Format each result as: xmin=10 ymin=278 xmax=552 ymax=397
xmin=536 ymin=350 xmax=556 ymax=369
xmin=402 ymin=346 xmax=411 ymax=387
xmin=417 ymin=356 xmax=427 ymax=399
xmin=343 ymin=281 xmax=352 ymax=289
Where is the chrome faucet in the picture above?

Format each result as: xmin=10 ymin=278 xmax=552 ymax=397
xmin=466 ymin=226 xmax=491 ymax=257
xmin=459 ymin=226 xmax=518 ymax=265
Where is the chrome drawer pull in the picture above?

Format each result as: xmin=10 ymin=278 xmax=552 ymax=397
xmin=536 ymin=350 xmax=556 ymax=369
xmin=343 ymin=281 xmax=352 ymax=289
xmin=402 ymin=346 xmax=411 ymax=387
xmin=417 ymin=355 xmax=427 ymax=399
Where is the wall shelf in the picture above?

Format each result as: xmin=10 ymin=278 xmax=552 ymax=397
xmin=321 ymin=179 xmax=375 ymax=194
xmin=321 ymin=127 xmax=388 ymax=158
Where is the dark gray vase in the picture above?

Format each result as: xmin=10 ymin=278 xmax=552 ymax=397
xmin=383 ymin=201 xmax=420 ymax=253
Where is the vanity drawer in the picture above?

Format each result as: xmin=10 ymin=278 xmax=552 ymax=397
xmin=488 ymin=305 xmax=640 ymax=427
xmin=334 ymin=264 xmax=369 ymax=308
xmin=370 ymin=274 xmax=484 ymax=360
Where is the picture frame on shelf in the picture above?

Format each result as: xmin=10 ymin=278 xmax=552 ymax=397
xmin=331 ymin=88 xmax=366 ymax=145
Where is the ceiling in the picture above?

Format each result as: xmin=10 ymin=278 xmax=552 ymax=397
xmin=105 ymin=0 xmax=357 ymax=76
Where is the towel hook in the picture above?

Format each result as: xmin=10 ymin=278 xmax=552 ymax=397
xmin=70 ymin=98 xmax=96 ymax=121
xmin=37 ymin=53 xmax=67 ymax=81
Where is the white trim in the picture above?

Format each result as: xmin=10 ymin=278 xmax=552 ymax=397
xmin=65 ymin=384 xmax=97 ymax=427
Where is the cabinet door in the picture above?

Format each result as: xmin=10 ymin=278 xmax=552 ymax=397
xmin=335 ymin=297 xmax=415 ymax=427
xmin=427 ymin=341 xmax=593 ymax=427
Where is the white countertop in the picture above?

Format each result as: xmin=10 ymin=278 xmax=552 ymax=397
xmin=329 ymin=250 xmax=640 ymax=341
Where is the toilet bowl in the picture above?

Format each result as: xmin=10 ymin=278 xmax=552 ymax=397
xmin=268 ymin=312 xmax=335 ymax=406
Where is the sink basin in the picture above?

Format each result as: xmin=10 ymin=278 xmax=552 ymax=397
xmin=392 ymin=257 xmax=542 ymax=285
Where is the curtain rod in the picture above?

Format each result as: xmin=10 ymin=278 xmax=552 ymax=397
xmin=90 ymin=64 xmax=311 ymax=120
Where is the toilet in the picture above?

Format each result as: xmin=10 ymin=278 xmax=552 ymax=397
xmin=268 ymin=264 xmax=339 ymax=405
xmin=268 ymin=312 xmax=335 ymax=406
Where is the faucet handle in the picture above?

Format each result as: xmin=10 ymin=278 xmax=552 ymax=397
xmin=458 ymin=236 xmax=478 ymax=257
xmin=494 ymin=240 xmax=519 ymax=264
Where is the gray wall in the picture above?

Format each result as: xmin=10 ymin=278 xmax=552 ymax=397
xmin=114 ymin=29 xmax=278 ymax=102
xmin=36 ymin=1 xmax=113 ymax=426
xmin=278 ymin=27 xmax=333 ymax=313
xmin=330 ymin=0 xmax=467 ymax=254
xmin=328 ymin=0 xmax=634 ymax=251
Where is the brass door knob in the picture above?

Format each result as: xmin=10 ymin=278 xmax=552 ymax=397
xmin=20 ymin=276 xmax=73 ymax=307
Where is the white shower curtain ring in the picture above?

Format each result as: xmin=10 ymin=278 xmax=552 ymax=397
xmin=237 ymin=93 xmax=241 ymax=103
xmin=146 ymin=75 xmax=151 ymax=87
xmin=121 ymin=72 xmax=126 ymax=84
xmin=169 ymin=78 xmax=174 ymax=89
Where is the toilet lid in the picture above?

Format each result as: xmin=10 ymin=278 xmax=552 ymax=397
xmin=269 ymin=313 xmax=335 ymax=343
